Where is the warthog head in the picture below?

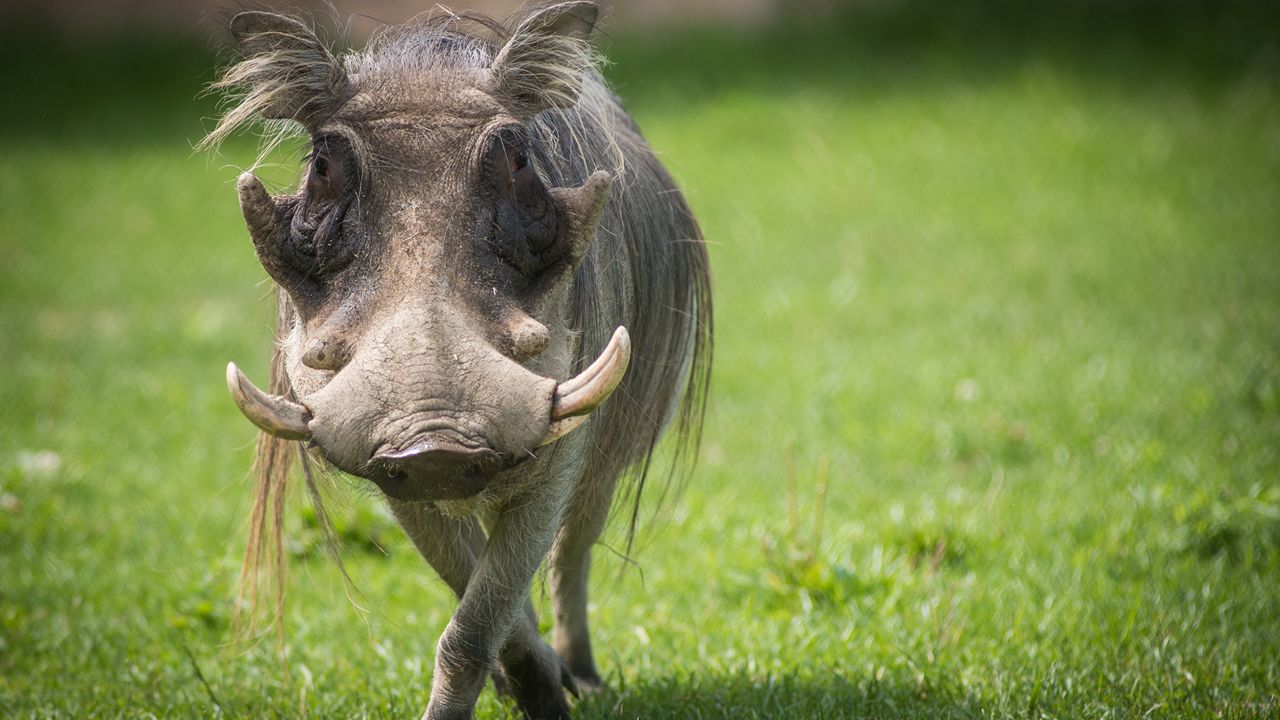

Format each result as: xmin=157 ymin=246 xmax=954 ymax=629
xmin=214 ymin=3 xmax=632 ymax=501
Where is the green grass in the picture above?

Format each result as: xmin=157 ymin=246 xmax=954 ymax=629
xmin=2 ymin=2 xmax=1279 ymax=717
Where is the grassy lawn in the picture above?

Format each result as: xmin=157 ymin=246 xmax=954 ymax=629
xmin=2 ymin=2 xmax=1279 ymax=717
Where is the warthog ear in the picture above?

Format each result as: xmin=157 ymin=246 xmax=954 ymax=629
xmin=227 ymin=11 xmax=349 ymax=122
xmin=201 ymin=12 xmax=349 ymax=148
xmin=490 ymin=1 xmax=600 ymax=115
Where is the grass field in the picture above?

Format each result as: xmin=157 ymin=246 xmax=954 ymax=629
xmin=2 ymin=2 xmax=1279 ymax=717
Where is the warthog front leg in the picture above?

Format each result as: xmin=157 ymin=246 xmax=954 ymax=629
xmin=548 ymin=472 xmax=617 ymax=692
xmin=389 ymin=480 xmax=573 ymax=720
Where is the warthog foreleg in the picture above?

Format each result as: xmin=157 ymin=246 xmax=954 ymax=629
xmin=388 ymin=480 xmax=574 ymax=720
xmin=548 ymin=472 xmax=617 ymax=692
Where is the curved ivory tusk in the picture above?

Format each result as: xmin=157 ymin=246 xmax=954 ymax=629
xmin=537 ymin=415 xmax=589 ymax=448
xmin=225 ymin=362 xmax=313 ymax=440
xmin=551 ymin=326 xmax=631 ymax=421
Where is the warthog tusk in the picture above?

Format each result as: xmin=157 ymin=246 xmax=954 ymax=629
xmin=537 ymin=327 xmax=629 ymax=448
xmin=225 ymin=362 xmax=313 ymax=440
xmin=538 ymin=415 xmax=590 ymax=447
xmin=555 ymin=326 xmax=631 ymax=415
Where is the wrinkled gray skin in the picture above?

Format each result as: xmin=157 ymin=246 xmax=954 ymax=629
xmin=210 ymin=3 xmax=711 ymax=719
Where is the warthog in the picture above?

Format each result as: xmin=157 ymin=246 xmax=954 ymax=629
xmin=204 ymin=3 xmax=711 ymax=718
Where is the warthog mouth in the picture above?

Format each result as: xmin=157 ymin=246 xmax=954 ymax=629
xmin=365 ymin=436 xmax=518 ymax=502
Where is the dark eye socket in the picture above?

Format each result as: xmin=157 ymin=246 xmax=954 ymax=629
xmin=488 ymin=127 xmax=531 ymax=181
xmin=289 ymin=134 xmax=358 ymax=275
xmin=307 ymin=135 xmax=352 ymax=197
xmin=484 ymin=126 xmax=563 ymax=277
xmin=506 ymin=144 xmax=528 ymax=174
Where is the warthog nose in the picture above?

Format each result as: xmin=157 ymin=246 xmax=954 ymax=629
xmin=372 ymin=439 xmax=496 ymax=478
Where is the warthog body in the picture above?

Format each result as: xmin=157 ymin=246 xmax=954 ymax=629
xmin=206 ymin=3 xmax=711 ymax=718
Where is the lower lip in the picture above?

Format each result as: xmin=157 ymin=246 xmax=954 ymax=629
xmin=371 ymin=464 xmax=492 ymax=502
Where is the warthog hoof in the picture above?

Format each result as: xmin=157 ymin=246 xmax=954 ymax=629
xmin=494 ymin=649 xmax=574 ymax=720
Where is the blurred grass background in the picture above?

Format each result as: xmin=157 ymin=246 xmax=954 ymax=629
xmin=2 ymin=1 xmax=1279 ymax=717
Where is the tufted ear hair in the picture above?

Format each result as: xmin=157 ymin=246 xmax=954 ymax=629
xmin=490 ymin=1 xmax=600 ymax=116
xmin=200 ymin=12 xmax=350 ymax=149
xmin=226 ymin=11 xmax=349 ymax=123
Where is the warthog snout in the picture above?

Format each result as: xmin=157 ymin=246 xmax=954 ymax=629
xmin=227 ymin=325 xmax=630 ymax=500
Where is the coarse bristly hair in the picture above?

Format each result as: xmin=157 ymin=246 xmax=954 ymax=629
xmin=204 ymin=2 xmax=712 ymax=644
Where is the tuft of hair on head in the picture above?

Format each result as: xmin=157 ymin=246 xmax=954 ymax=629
xmin=198 ymin=11 xmax=351 ymax=162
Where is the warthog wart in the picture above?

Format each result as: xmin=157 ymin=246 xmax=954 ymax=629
xmin=203 ymin=3 xmax=712 ymax=718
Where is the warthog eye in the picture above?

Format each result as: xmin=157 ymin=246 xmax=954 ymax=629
xmin=507 ymin=146 xmax=528 ymax=174
xmin=484 ymin=128 xmax=561 ymax=278
xmin=287 ymin=134 xmax=358 ymax=275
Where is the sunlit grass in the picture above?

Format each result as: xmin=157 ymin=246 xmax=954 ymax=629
xmin=2 ymin=3 xmax=1278 ymax=717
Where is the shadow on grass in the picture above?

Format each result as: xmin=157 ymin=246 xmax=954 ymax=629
xmin=571 ymin=670 xmax=989 ymax=720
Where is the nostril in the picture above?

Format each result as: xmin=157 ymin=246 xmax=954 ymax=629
xmin=369 ymin=437 xmax=504 ymax=501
